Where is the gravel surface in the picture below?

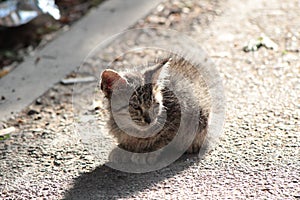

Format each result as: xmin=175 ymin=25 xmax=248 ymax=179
xmin=1 ymin=0 xmax=299 ymax=199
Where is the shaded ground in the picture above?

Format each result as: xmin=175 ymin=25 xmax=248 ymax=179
xmin=0 ymin=0 xmax=299 ymax=199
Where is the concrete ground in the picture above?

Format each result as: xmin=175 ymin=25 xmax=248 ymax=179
xmin=0 ymin=0 xmax=299 ymax=199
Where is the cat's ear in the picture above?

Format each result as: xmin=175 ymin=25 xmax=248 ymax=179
xmin=143 ymin=58 xmax=172 ymax=87
xmin=100 ymin=69 xmax=127 ymax=98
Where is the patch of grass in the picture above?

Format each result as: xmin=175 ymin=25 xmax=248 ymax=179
xmin=0 ymin=134 xmax=10 ymax=141
xmin=282 ymin=50 xmax=288 ymax=55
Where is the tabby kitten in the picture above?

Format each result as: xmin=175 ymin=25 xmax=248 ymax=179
xmin=100 ymin=56 xmax=211 ymax=164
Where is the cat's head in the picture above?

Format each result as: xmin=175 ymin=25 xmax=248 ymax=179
xmin=100 ymin=58 xmax=171 ymax=126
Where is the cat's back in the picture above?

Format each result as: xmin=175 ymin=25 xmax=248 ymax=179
xmin=164 ymin=55 xmax=211 ymax=115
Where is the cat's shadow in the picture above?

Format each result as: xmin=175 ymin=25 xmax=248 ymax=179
xmin=63 ymin=154 xmax=198 ymax=200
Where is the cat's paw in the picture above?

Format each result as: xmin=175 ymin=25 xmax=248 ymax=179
xmin=130 ymin=151 xmax=160 ymax=165
xmin=109 ymin=148 xmax=161 ymax=165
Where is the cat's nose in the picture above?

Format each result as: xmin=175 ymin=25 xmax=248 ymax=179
xmin=143 ymin=113 xmax=151 ymax=124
